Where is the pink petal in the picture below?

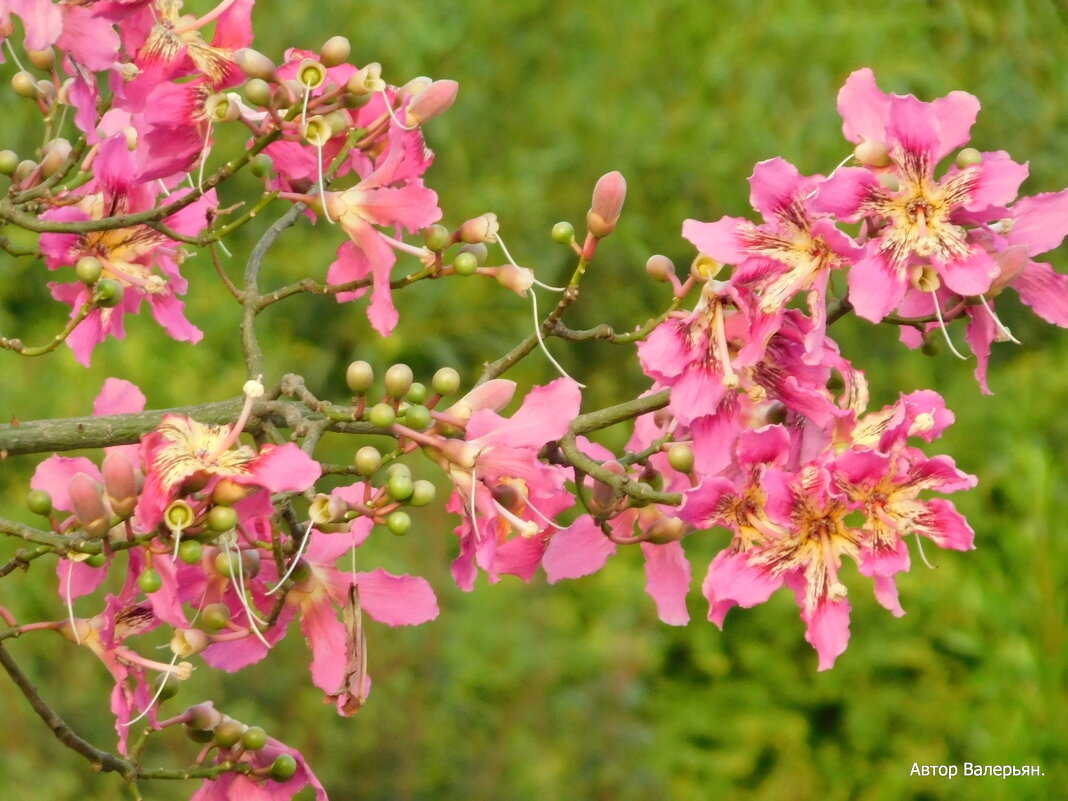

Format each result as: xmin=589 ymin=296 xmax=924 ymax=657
xmin=1015 ymin=261 xmax=1068 ymax=326
xmin=543 ymin=515 xmax=616 ymax=582
xmin=356 ymin=568 xmax=439 ymax=626
xmin=1007 ymin=189 xmax=1068 ymax=256
xmin=846 ymin=251 xmax=907 ymax=322
xmin=641 ymin=540 xmax=691 ymax=625
xmin=93 ymin=378 xmax=146 ymax=416
xmin=247 ymin=443 xmax=323 ymax=493
xmin=837 ymin=68 xmax=889 ymax=146
xmin=299 ymin=596 xmax=348 ymax=694
xmin=702 ymin=549 xmax=782 ymax=627
xmin=681 ymin=216 xmax=751 ymax=263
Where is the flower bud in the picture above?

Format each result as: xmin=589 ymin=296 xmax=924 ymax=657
xmin=320 ymin=35 xmax=352 ymax=68
xmin=13 ymin=159 xmax=38 ymax=184
xmin=235 ymin=48 xmax=276 ymax=81
xmin=403 ymin=404 xmax=431 ymax=430
xmin=354 ymin=446 xmax=382 ymax=476
xmin=346 ymin=360 xmax=375 ymax=393
xmin=386 ymin=510 xmax=411 ymax=535
xmin=0 ymin=150 xmax=18 ymax=175
xmin=171 ymin=627 xmax=210 ymax=657
xmin=27 ymin=48 xmax=55 ymax=70
xmin=138 ymin=568 xmax=162 ymax=593
xmin=186 ymin=702 xmax=223 ymax=732
xmin=384 ymin=363 xmax=415 ymax=398
xmin=75 ymin=256 xmax=103 ymax=284
xmin=242 ymin=726 xmax=268 ymax=751
xmin=457 ymin=213 xmax=498 ymax=244
xmin=69 ymin=472 xmax=110 ymax=537
xmin=666 ymin=443 xmax=694 ymax=474
xmin=431 ymin=367 xmax=461 ymax=396
xmin=26 ymin=489 xmax=52 ymax=516
xmin=309 ymin=493 xmax=347 ymax=525
xmin=854 ymin=139 xmax=891 ymax=167
xmin=409 ymin=479 xmax=436 ymax=507
xmin=244 ymin=77 xmax=273 ymax=107
xmin=212 ymin=478 xmax=248 ymax=506
xmin=955 ymin=147 xmax=982 ymax=168
xmin=404 ymin=79 xmax=459 ymax=126
xmin=11 ymin=71 xmax=38 ymax=99
xmin=39 ymin=138 xmax=71 ymax=177
xmin=102 ymin=452 xmax=137 ymax=518
xmin=586 ymin=171 xmax=626 ymax=238
xmin=214 ymin=718 xmax=247 ymax=748
xmin=424 ymin=224 xmax=450 ymax=252
xmin=644 ymin=516 xmax=687 ymax=545
xmin=206 ymin=504 xmax=238 ymax=532
xmin=494 ymin=264 xmax=534 ymax=295
xmin=551 ymin=221 xmax=575 ymax=244
xmin=452 ymin=251 xmax=479 ymax=276
xmin=270 ymin=754 xmax=299 ymax=781
xmin=646 ymin=254 xmax=676 ymax=282
xmin=438 ymin=439 xmax=479 ymax=470
xmin=201 ymin=603 xmax=231 ymax=631
xmin=93 ymin=278 xmax=125 ymax=308
xmin=368 ymin=402 xmax=396 ymax=428
xmin=249 ymin=153 xmax=274 ymax=178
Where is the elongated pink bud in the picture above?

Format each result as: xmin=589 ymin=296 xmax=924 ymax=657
xmin=405 ymin=79 xmax=459 ymax=126
xmin=102 ymin=452 xmax=137 ymax=519
xmin=586 ymin=171 xmax=626 ymax=238
xmin=69 ymin=472 xmax=110 ymax=537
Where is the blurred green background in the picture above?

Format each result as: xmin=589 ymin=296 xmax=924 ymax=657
xmin=1 ymin=1 xmax=1067 ymax=799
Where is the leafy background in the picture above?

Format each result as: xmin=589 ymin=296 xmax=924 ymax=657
xmin=0 ymin=1 xmax=1066 ymax=799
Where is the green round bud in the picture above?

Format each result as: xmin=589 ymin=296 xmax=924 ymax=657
xmin=666 ymin=443 xmax=695 ymax=474
xmin=431 ymin=367 xmax=461 ymax=396
xmin=409 ymin=479 xmax=436 ymax=507
xmin=86 ymin=552 xmax=108 ymax=568
xmin=26 ymin=489 xmax=52 ymax=516
xmin=955 ymin=147 xmax=982 ymax=168
xmin=12 ymin=71 xmax=38 ymax=99
xmin=201 ymin=602 xmax=231 ymax=631
xmin=452 ymin=251 xmax=478 ymax=276
xmin=13 ymin=159 xmax=37 ymax=183
xmin=244 ymin=77 xmax=273 ymax=106
xmin=269 ymin=753 xmax=299 ymax=781
xmin=402 ymin=404 xmax=431 ymax=431
xmin=383 ymin=363 xmax=414 ymax=398
xmin=345 ymin=360 xmax=375 ymax=393
xmin=155 ymin=672 xmax=180 ymax=702
xmin=138 ymin=568 xmax=162 ymax=594
xmin=354 ymin=445 xmax=382 ymax=476
xmin=386 ymin=510 xmax=411 ymax=536
xmin=178 ymin=539 xmax=204 ymax=565
xmin=184 ymin=722 xmax=216 ymax=742
xmin=0 ymin=150 xmax=18 ymax=175
xmin=241 ymin=725 xmax=268 ymax=751
xmin=551 ymin=221 xmax=575 ymax=244
xmin=386 ymin=474 xmax=414 ymax=502
xmin=385 ymin=463 xmax=411 ymax=481
xmin=214 ymin=551 xmax=241 ymax=578
xmin=235 ymin=48 xmax=276 ymax=81
xmin=459 ymin=242 xmax=488 ymax=264
xmin=207 ymin=504 xmax=238 ymax=532
xmin=854 ymin=139 xmax=891 ymax=168
xmin=93 ymin=278 xmax=124 ymax=308
xmin=368 ymin=402 xmax=396 ymax=428
xmin=320 ymin=35 xmax=352 ymax=68
xmin=214 ymin=719 xmax=247 ymax=748
xmin=249 ymin=153 xmax=274 ymax=178
xmin=423 ymin=223 xmax=450 ymax=252
xmin=405 ymin=382 xmax=427 ymax=404
xmin=921 ymin=334 xmax=944 ymax=357
xmin=75 ymin=256 xmax=103 ymax=284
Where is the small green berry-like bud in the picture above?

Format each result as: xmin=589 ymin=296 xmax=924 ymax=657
xmin=155 ymin=672 xmax=180 ymax=701
xmin=385 ymin=463 xmax=412 ymax=481
xmin=39 ymin=138 xmax=71 ymax=177
xmin=241 ymin=726 xmax=268 ymax=751
xmin=458 ymin=242 xmax=488 ymax=264
xmin=269 ymin=754 xmax=299 ymax=781
xmin=75 ymin=256 xmax=103 ymax=284
xmin=666 ymin=443 xmax=695 ymax=474
xmin=386 ymin=473 xmax=414 ymax=501
xmin=452 ymin=251 xmax=478 ymax=276
xmin=354 ymin=446 xmax=382 ymax=476
xmin=13 ymin=159 xmax=37 ymax=184
xmin=346 ymin=360 xmax=375 ymax=393
xmin=201 ymin=603 xmax=232 ymax=631
xmin=214 ymin=551 xmax=240 ymax=578
xmin=138 ymin=568 xmax=163 ymax=594
xmin=93 ymin=278 xmax=125 ymax=308
xmin=320 ymin=35 xmax=352 ymax=68
xmin=644 ymin=516 xmax=687 ymax=545
xmin=86 ymin=553 xmax=108 ymax=568
xmin=214 ymin=719 xmax=247 ymax=748
xmin=0 ymin=150 xmax=18 ymax=175
xmin=409 ymin=479 xmax=436 ymax=507
xmin=207 ymin=504 xmax=238 ymax=532
xmin=431 ymin=367 xmax=461 ymax=396
xmin=235 ymin=48 xmax=276 ymax=81
xmin=213 ymin=478 xmax=248 ymax=506
xmin=551 ymin=221 xmax=575 ymax=244
xmin=184 ymin=723 xmax=216 ymax=743
xmin=424 ymin=224 xmax=450 ymax=251
xmin=178 ymin=539 xmax=203 ymax=565
xmin=386 ymin=510 xmax=411 ymax=535
xmin=368 ymin=402 xmax=396 ymax=428
xmin=955 ymin=147 xmax=983 ymax=168
xmin=26 ymin=489 xmax=52 ymax=516
xmin=921 ymin=333 xmax=944 ymax=357
xmin=12 ymin=71 xmax=39 ymax=99
xmin=384 ymin=363 xmax=414 ymax=398
xmin=27 ymin=48 xmax=55 ymax=70
xmin=249 ymin=153 xmax=274 ymax=178
xmin=402 ymin=404 xmax=431 ymax=430
xmin=244 ymin=77 xmax=273 ymax=107
xmin=645 ymin=254 xmax=676 ymax=283
xmin=188 ymin=702 xmax=223 ymax=732
xmin=406 ymin=382 xmax=428 ymax=404
xmin=854 ymin=139 xmax=891 ymax=167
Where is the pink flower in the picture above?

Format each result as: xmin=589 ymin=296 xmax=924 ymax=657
xmin=815 ymin=68 xmax=1029 ymax=322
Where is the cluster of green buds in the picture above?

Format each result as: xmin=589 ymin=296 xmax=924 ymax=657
xmin=180 ymin=703 xmax=299 ymax=780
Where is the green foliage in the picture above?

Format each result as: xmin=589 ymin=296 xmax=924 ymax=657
xmin=1 ymin=1 xmax=1066 ymax=800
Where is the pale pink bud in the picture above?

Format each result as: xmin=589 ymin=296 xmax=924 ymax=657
xmin=68 ymin=472 xmax=109 ymax=538
xmin=235 ymin=48 xmax=276 ymax=81
xmin=457 ymin=213 xmax=499 ymax=244
xmin=590 ymin=460 xmax=626 ymax=515
xmin=586 ymin=171 xmax=626 ymax=238
xmin=404 ymin=79 xmax=459 ymax=126
xmin=445 ymin=379 xmax=517 ymax=424
xmin=309 ymin=493 xmax=347 ymax=525
xmin=494 ymin=264 xmax=534 ymax=295
xmin=102 ymin=452 xmax=137 ymax=519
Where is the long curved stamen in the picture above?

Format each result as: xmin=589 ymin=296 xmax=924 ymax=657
xmin=173 ymin=0 xmax=240 ymax=34
xmin=379 ymin=89 xmax=418 ymax=131
xmin=977 ymin=294 xmax=1020 ymax=344
xmin=492 ymin=498 xmax=540 ymax=538
xmin=3 ymin=40 xmax=26 ymax=72
xmin=929 ymin=289 xmax=968 ymax=360
xmin=196 ymin=120 xmax=212 ymax=193
xmin=804 ymin=151 xmax=854 ymax=200
xmin=220 ymin=536 xmax=269 ymax=647
xmin=122 ymin=651 xmax=181 ymax=727
xmin=914 ymin=532 xmax=937 ymax=569
xmin=468 ymin=468 xmax=481 ymax=543
xmin=267 ymin=519 xmax=314 ymax=594
xmin=530 ymin=288 xmax=585 ymax=387
xmin=316 ymin=143 xmax=335 ymax=224
xmin=65 ymin=560 xmax=80 ymax=645
xmin=207 ymin=378 xmax=263 ymax=462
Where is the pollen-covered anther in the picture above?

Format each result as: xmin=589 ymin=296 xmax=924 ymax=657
xmin=144 ymin=275 xmax=167 ymax=294
xmin=827 ymin=582 xmax=849 ymax=602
